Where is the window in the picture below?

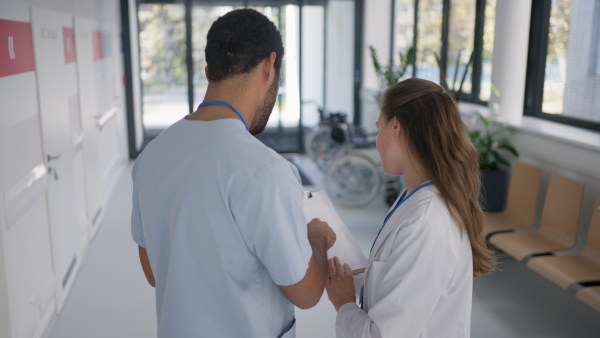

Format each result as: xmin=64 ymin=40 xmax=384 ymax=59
xmin=592 ymin=1 xmax=600 ymax=76
xmin=447 ymin=0 xmax=476 ymax=95
xmin=415 ymin=0 xmax=443 ymax=83
xmin=542 ymin=0 xmax=571 ymax=114
xmin=138 ymin=4 xmax=187 ymax=132
xmin=392 ymin=0 xmax=496 ymax=103
xmin=525 ymin=0 xmax=600 ymax=131
xmin=393 ymin=0 xmax=415 ymax=61
xmin=480 ymin=0 xmax=495 ymax=101
xmin=132 ymin=0 xmax=338 ymax=154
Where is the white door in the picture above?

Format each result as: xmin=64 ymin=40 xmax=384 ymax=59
xmin=63 ymin=15 xmax=91 ymax=250
xmin=30 ymin=6 xmax=81 ymax=312
xmin=74 ymin=16 xmax=105 ymax=233
xmin=93 ymin=22 xmax=122 ymax=200
xmin=0 ymin=2 xmax=58 ymax=336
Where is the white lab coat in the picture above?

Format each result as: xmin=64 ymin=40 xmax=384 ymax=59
xmin=336 ymin=186 xmax=473 ymax=338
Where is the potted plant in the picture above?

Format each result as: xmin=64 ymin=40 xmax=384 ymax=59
xmin=469 ymin=111 xmax=519 ymax=212
xmin=369 ymin=45 xmax=415 ymax=105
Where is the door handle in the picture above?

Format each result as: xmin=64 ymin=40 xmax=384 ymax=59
xmin=47 ymin=153 xmax=61 ymax=162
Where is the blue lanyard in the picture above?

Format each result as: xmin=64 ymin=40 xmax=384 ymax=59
xmin=370 ymin=181 xmax=434 ymax=252
xmin=197 ymin=100 xmax=249 ymax=132
xmin=361 ymin=180 xmax=434 ymax=309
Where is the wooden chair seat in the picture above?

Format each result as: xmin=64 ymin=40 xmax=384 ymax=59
xmin=576 ymin=286 xmax=600 ymax=313
xmin=488 ymin=174 xmax=584 ymax=261
xmin=527 ymin=253 xmax=600 ymax=289
xmin=483 ymin=212 xmax=531 ymax=236
xmin=482 ymin=161 xmax=542 ymax=238
xmin=489 ymin=230 xmax=575 ymax=261
xmin=527 ymin=192 xmax=600 ymax=289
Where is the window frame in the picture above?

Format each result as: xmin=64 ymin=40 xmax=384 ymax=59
xmin=451 ymin=0 xmax=486 ymax=105
xmin=524 ymin=0 xmax=600 ymax=132
xmin=391 ymin=0 xmax=492 ymax=106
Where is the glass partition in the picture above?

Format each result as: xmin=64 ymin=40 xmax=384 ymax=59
xmin=138 ymin=4 xmax=188 ymax=133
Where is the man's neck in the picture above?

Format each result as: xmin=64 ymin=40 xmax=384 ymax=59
xmin=188 ymin=82 xmax=256 ymax=124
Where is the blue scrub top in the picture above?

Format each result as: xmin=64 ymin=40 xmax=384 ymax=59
xmin=132 ymin=118 xmax=312 ymax=338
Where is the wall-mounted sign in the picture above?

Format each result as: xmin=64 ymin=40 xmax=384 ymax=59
xmin=0 ymin=19 xmax=35 ymax=77
xmin=63 ymin=27 xmax=76 ymax=64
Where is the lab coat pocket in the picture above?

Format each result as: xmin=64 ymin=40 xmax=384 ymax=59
xmin=279 ymin=317 xmax=296 ymax=338
xmin=365 ymin=260 xmax=387 ymax=306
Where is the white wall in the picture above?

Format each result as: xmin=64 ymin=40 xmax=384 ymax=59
xmin=301 ymin=6 xmax=325 ymax=128
xmin=0 ymin=1 xmax=127 ymax=337
xmin=361 ymin=0 xmax=392 ymax=133
xmin=488 ymin=0 xmax=531 ymax=123
xmin=324 ymin=1 xmax=355 ymax=122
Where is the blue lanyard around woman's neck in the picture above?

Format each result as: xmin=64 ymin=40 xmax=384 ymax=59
xmin=370 ymin=180 xmax=434 ymax=252
xmin=360 ymin=180 xmax=434 ymax=309
xmin=198 ymin=100 xmax=249 ymax=132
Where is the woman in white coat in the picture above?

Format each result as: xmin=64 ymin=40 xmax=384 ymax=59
xmin=326 ymin=78 xmax=496 ymax=338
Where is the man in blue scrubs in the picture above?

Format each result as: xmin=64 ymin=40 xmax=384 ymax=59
xmin=131 ymin=8 xmax=335 ymax=338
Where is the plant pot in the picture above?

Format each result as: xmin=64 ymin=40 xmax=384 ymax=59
xmin=481 ymin=168 xmax=508 ymax=212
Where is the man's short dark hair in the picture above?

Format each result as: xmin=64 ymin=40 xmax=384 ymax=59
xmin=205 ymin=8 xmax=284 ymax=82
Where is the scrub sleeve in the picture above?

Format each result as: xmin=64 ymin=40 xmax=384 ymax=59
xmin=231 ymin=159 xmax=313 ymax=286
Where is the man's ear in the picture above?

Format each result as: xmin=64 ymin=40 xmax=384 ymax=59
xmin=263 ymin=51 xmax=277 ymax=82
xmin=204 ymin=66 xmax=210 ymax=82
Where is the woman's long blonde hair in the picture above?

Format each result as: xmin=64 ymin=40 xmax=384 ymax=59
xmin=381 ymin=78 xmax=495 ymax=277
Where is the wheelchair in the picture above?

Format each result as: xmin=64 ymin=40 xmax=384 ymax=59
xmin=304 ymin=107 xmax=353 ymax=171
xmin=303 ymin=103 xmax=405 ymax=208
xmin=325 ymin=145 xmax=406 ymax=208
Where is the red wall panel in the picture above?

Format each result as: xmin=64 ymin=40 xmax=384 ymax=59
xmin=0 ymin=19 xmax=35 ymax=77
xmin=63 ymin=27 xmax=76 ymax=64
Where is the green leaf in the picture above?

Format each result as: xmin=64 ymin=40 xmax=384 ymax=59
xmin=469 ymin=130 xmax=480 ymax=141
xmin=475 ymin=111 xmax=490 ymax=129
xmin=498 ymin=143 xmax=519 ymax=157
xmin=369 ymin=46 xmax=383 ymax=76
xmin=406 ymin=46 xmax=416 ymax=65
xmin=491 ymin=83 xmax=500 ymax=97
xmin=491 ymin=151 xmax=510 ymax=167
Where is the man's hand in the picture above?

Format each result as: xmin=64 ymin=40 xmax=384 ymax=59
xmin=138 ymin=246 xmax=155 ymax=287
xmin=307 ymin=218 xmax=336 ymax=251
xmin=279 ymin=218 xmax=336 ymax=309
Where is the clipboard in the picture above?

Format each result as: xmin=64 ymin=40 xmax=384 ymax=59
xmin=303 ymin=190 xmax=367 ymax=274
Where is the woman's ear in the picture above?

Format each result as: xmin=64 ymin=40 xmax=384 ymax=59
xmin=392 ymin=117 xmax=402 ymax=138
xmin=204 ymin=66 xmax=210 ymax=83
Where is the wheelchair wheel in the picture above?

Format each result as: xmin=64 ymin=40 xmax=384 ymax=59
xmin=325 ymin=153 xmax=381 ymax=208
xmin=304 ymin=126 xmax=348 ymax=171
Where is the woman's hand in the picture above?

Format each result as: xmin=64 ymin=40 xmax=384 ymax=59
xmin=325 ymin=256 xmax=356 ymax=311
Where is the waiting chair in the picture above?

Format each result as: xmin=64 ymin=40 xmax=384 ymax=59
xmin=576 ymin=286 xmax=600 ymax=313
xmin=527 ymin=192 xmax=600 ymax=289
xmin=489 ymin=174 xmax=584 ymax=261
xmin=483 ymin=161 xmax=542 ymax=239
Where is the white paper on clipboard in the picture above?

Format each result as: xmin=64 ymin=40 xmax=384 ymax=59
xmin=303 ymin=190 xmax=367 ymax=272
